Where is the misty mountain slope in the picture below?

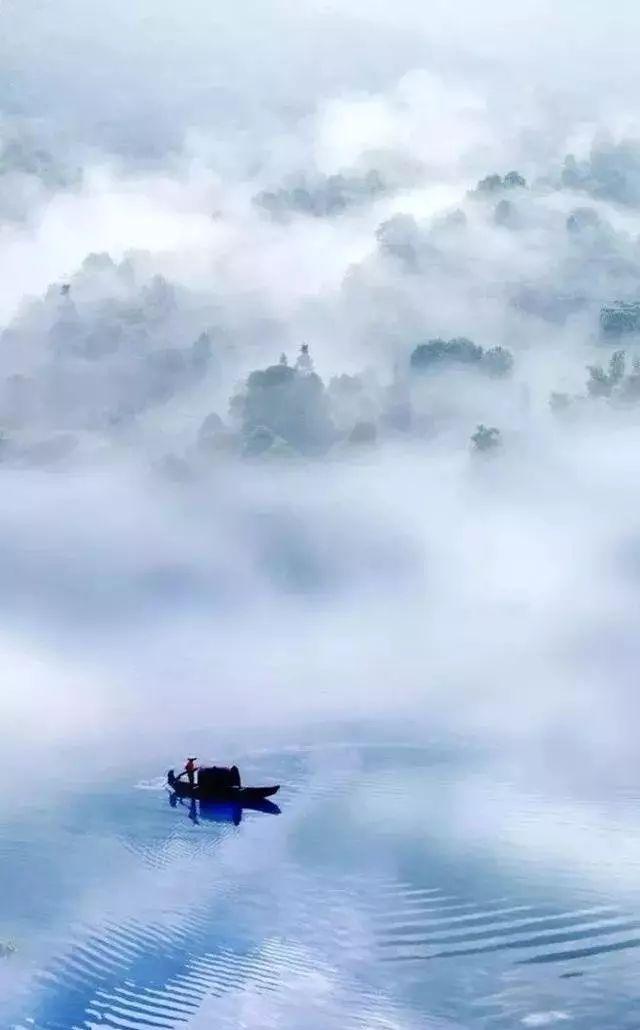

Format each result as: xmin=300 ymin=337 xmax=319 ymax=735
xmin=4 ymin=139 xmax=640 ymax=468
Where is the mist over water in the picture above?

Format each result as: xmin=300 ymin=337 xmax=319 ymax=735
xmin=3 ymin=2 xmax=640 ymax=1027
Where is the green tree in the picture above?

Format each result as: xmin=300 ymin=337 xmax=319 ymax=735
xmin=586 ymin=350 xmax=626 ymax=398
xmin=232 ymin=348 xmax=334 ymax=455
xmin=503 ymin=170 xmax=527 ymax=189
xmin=376 ymin=213 xmax=421 ymax=270
xmin=600 ymin=302 xmax=640 ymax=336
xmin=586 ymin=364 xmax=612 ymax=398
xmin=476 ymin=174 xmax=504 ymax=193
xmin=471 ymin=424 xmax=501 ymax=452
xmin=608 ymin=349 xmax=626 ymax=387
xmin=483 ymin=346 xmax=514 ymax=377
xmin=410 ymin=337 xmax=483 ymax=372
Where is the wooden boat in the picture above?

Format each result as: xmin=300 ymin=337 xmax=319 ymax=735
xmin=167 ymin=768 xmax=279 ymax=803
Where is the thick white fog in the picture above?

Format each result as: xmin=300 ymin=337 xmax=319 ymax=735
xmin=7 ymin=8 xmax=640 ymax=1028
xmin=2 ymin=2 xmax=640 ymax=819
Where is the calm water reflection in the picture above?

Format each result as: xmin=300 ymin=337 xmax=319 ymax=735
xmin=4 ymin=730 xmax=640 ymax=1028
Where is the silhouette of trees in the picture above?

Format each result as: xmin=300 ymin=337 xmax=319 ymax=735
xmin=410 ymin=338 xmax=514 ymax=377
xmin=231 ymin=346 xmax=334 ymax=455
xmin=471 ymin=424 xmax=501 ymax=452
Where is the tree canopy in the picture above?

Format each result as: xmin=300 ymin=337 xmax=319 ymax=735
xmin=232 ymin=346 xmax=335 ymax=456
xmin=410 ymin=338 xmax=514 ymax=377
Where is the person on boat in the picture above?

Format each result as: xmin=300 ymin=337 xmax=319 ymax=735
xmin=181 ymin=757 xmax=198 ymax=787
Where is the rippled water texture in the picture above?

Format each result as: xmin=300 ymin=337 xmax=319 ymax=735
xmin=4 ymin=733 xmax=640 ymax=1029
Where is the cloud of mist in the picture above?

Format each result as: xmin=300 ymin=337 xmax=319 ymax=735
xmin=6 ymin=7 xmax=640 ymax=1023
xmin=2 ymin=0 xmax=640 ymax=761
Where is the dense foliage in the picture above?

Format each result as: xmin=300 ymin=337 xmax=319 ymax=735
xmin=4 ymin=136 xmax=640 ymax=472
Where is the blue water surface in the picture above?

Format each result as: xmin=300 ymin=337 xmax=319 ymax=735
xmin=3 ymin=728 xmax=640 ymax=1029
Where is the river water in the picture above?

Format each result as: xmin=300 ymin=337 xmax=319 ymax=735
xmin=1 ymin=462 xmax=638 ymax=1027
xmin=4 ymin=723 xmax=640 ymax=1030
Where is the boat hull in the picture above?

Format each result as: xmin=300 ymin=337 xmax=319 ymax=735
xmin=169 ymin=780 xmax=279 ymax=803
